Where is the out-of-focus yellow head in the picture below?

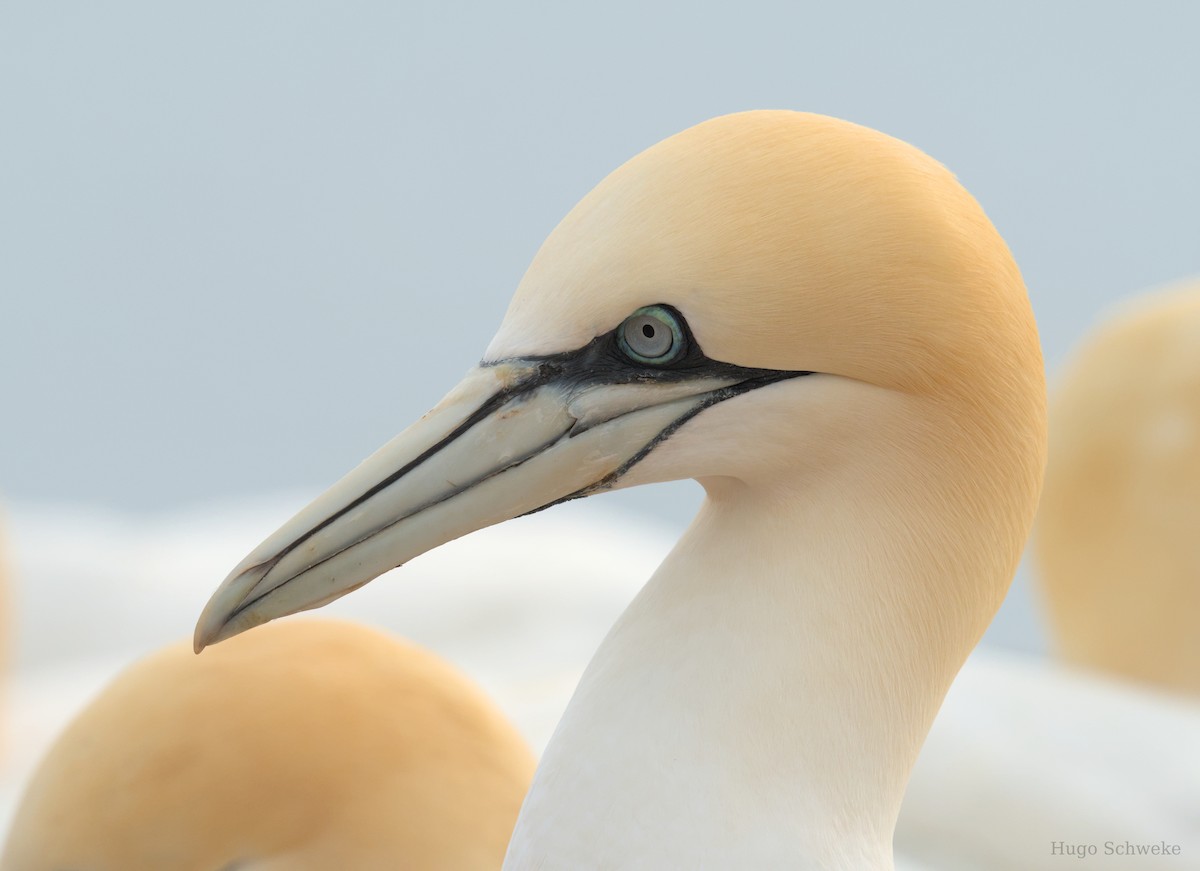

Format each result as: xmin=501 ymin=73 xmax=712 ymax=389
xmin=2 ymin=620 xmax=534 ymax=871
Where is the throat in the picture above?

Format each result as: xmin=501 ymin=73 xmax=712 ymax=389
xmin=504 ymin=479 xmax=970 ymax=870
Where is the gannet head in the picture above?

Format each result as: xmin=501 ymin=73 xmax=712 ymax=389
xmin=196 ymin=110 xmax=1046 ymax=650
xmin=2 ymin=620 xmax=534 ymax=870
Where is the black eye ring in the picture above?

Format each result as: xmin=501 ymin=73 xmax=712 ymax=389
xmin=617 ymin=305 xmax=686 ymax=365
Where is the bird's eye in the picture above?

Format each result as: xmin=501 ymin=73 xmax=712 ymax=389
xmin=618 ymin=305 xmax=685 ymax=365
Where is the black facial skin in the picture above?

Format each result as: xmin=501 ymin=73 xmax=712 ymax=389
xmin=491 ymin=304 xmax=794 ymax=389
xmin=501 ymin=305 xmax=813 ymax=508
xmin=229 ymin=305 xmax=812 ymax=615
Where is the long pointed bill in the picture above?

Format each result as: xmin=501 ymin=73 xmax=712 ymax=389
xmin=195 ymin=351 xmax=800 ymax=652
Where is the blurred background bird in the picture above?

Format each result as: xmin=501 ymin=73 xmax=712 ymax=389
xmin=1035 ymin=279 xmax=1200 ymax=697
xmin=1 ymin=620 xmax=535 ymax=871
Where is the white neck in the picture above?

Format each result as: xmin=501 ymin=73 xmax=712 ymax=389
xmin=504 ymin=420 xmax=1011 ymax=870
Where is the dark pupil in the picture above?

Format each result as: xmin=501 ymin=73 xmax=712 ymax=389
xmin=641 ymin=324 xmax=656 ymax=339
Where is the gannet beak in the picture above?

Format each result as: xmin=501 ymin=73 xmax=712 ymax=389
xmin=195 ymin=351 xmax=797 ymax=652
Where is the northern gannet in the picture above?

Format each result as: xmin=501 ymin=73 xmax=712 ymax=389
xmin=1035 ymin=279 xmax=1200 ymax=696
xmin=1 ymin=619 xmax=534 ymax=870
xmin=196 ymin=111 xmax=1047 ymax=869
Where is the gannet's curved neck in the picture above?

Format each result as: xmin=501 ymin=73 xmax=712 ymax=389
xmin=505 ymin=394 xmax=1021 ymax=870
